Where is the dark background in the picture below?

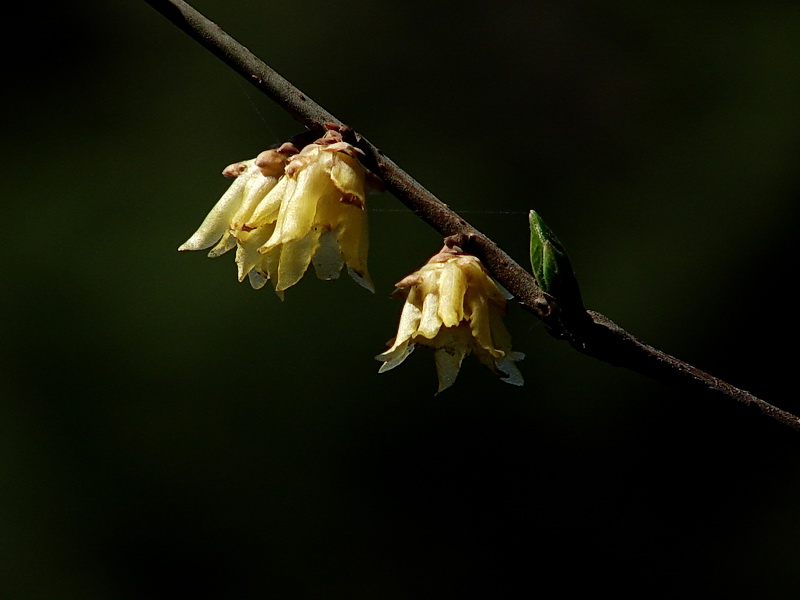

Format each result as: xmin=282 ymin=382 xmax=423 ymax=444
xmin=2 ymin=1 xmax=799 ymax=597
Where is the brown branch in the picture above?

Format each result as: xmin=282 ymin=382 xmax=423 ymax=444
xmin=143 ymin=0 xmax=800 ymax=432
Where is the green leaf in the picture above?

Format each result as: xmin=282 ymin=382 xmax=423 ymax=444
xmin=529 ymin=210 xmax=583 ymax=310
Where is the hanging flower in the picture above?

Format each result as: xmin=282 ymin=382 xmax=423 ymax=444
xmin=376 ymin=244 xmax=524 ymax=392
xmin=178 ymin=131 xmax=376 ymax=297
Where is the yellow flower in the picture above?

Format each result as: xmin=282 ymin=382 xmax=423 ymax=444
xmin=178 ymin=131 xmax=374 ymax=296
xmin=376 ymin=245 xmax=524 ymax=392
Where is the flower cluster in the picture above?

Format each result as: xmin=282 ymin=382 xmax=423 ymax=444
xmin=178 ymin=130 xmax=375 ymax=297
xmin=179 ymin=136 xmax=526 ymax=392
xmin=376 ymin=244 xmax=524 ymax=392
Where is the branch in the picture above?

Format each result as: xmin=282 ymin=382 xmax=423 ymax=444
xmin=143 ymin=0 xmax=800 ymax=432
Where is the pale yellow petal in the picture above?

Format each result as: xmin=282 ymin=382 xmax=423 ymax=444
xmin=377 ymin=296 xmax=421 ymax=370
xmin=436 ymin=262 xmax=467 ymax=327
xmin=376 ymin=341 xmax=415 ymax=373
xmin=434 ymin=345 xmax=468 ymax=393
xmin=487 ymin=303 xmax=513 ymax=354
xmin=247 ymin=268 xmax=269 ymax=290
xmin=336 ymin=204 xmax=373 ymax=292
xmin=247 ymin=176 xmax=290 ymax=228
xmin=466 ymin=292 xmax=501 ymax=357
xmin=232 ymin=170 xmax=280 ymax=227
xmin=275 ymin=228 xmax=321 ymax=292
xmin=260 ymin=247 xmax=284 ymax=299
xmin=417 ymin=292 xmax=442 ymax=339
xmin=329 ymin=153 xmax=367 ymax=206
xmin=312 ymin=228 xmax=344 ymax=280
xmin=266 ymin=159 xmax=330 ymax=247
xmin=419 ymin=263 xmax=444 ymax=298
xmin=178 ymin=160 xmax=254 ymax=251
xmin=496 ymin=353 xmax=525 ymax=386
xmin=383 ymin=297 xmax=423 ymax=354
xmin=207 ymin=230 xmax=237 ymax=258
xmin=466 ymin=260 xmax=507 ymax=306
xmin=235 ymin=223 xmax=276 ymax=282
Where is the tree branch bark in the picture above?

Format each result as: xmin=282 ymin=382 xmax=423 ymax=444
xmin=143 ymin=0 xmax=800 ymax=432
